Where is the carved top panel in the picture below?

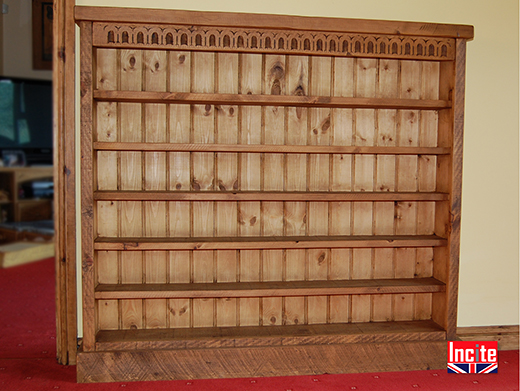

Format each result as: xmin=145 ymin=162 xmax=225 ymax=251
xmin=92 ymin=22 xmax=455 ymax=61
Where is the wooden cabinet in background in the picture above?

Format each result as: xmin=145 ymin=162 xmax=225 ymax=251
xmin=76 ymin=6 xmax=473 ymax=383
xmin=0 ymin=167 xmax=53 ymax=223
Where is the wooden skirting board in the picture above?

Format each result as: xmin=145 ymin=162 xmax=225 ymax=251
xmin=457 ymin=325 xmax=519 ymax=351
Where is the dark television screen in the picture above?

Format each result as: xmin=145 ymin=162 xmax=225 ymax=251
xmin=0 ymin=77 xmax=53 ymax=165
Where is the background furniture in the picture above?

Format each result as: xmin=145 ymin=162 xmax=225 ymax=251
xmin=0 ymin=167 xmax=53 ymax=224
xmin=76 ymin=6 xmax=472 ymax=383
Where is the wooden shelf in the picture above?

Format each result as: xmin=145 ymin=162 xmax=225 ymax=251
xmin=94 ymin=191 xmax=449 ymax=202
xmin=95 ymin=278 xmax=445 ymax=299
xmin=93 ymin=90 xmax=451 ymax=110
xmin=94 ymin=235 xmax=447 ymax=251
xmin=94 ymin=142 xmax=451 ymax=155
xmin=95 ymin=320 xmax=446 ymax=351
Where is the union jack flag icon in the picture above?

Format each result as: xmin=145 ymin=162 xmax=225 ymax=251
xmin=447 ymin=363 xmax=498 ymax=374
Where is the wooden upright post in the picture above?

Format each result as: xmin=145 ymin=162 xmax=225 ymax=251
xmin=53 ymin=0 xmax=77 ymax=365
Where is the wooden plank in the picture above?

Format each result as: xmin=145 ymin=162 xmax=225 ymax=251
xmin=285 ymin=55 xmax=309 ymax=309
xmin=284 ymin=249 xmax=305 ymax=325
xmin=78 ymin=339 xmax=448 ymax=382
xmin=96 ymin=251 xmax=118 ymax=285
xmin=190 ymin=48 xmax=217 ymax=330
xmin=394 ymin=248 xmax=416 ymax=321
xmin=93 ymin=90 xmax=451 ymax=110
xmin=95 ymin=235 xmax=447 ymax=251
xmin=97 ymin=299 xmax=119 ymax=331
xmin=215 ymin=55 xmax=239 ymax=323
xmin=239 ymin=53 xmax=262 ymax=243
xmin=94 ymin=142 xmax=450 ymax=155
xmin=75 ymin=6 xmax=474 ymax=39
xmin=190 ymin=49 xmax=216 ymax=330
xmin=95 ymin=49 xmax=118 ymax=192
xmin=121 ymin=299 xmax=143 ymax=330
xmin=54 ymin=0 xmax=78 ymax=364
xmin=117 ymin=49 xmax=144 ymax=336
xmin=191 ymin=55 xmax=217 ymax=332
xmin=53 ymin=190 xmax=456 ymax=202
xmin=95 ymin=277 xmax=446 ymax=299
xmin=79 ymin=20 xmax=96 ymax=351
xmin=414 ymin=248 xmax=434 ymax=320
xmin=457 ymin=326 xmax=519 ymax=351
xmin=351 ymin=249 xmax=372 ymax=323
xmin=307 ymin=59 xmax=331 ymax=314
xmin=143 ymin=251 xmax=168 ymax=329
xmin=94 ymin=320 xmax=445 ymax=350
xmin=433 ymin=52 xmax=455 ymax=335
xmin=331 ymin=58 xmax=353 ymax=193
xmin=372 ymin=248 xmax=394 ymax=322
xmin=168 ymin=52 xmax=191 ymax=191
xmin=239 ymin=250 xmax=261 ymax=326
xmin=443 ymin=39 xmax=466 ymax=340
xmin=262 ymin=250 xmax=283 ymax=326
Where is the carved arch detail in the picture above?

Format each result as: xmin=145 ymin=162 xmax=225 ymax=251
xmin=92 ymin=23 xmax=455 ymax=60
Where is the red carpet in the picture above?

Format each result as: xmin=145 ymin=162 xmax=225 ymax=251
xmin=0 ymin=258 xmax=518 ymax=390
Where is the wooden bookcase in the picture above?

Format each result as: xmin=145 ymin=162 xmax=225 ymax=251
xmin=75 ymin=6 xmax=473 ymax=383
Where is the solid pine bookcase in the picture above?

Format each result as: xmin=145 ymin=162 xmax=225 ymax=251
xmin=75 ymin=6 xmax=473 ymax=383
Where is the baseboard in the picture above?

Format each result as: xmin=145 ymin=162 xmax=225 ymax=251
xmin=457 ymin=325 xmax=519 ymax=350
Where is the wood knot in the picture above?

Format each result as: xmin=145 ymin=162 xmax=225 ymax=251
xmin=293 ymin=85 xmax=305 ymax=96
xmin=249 ymin=216 xmax=257 ymax=226
xmin=229 ymin=107 xmax=235 ymax=116
xmin=270 ymin=63 xmax=285 ymax=79
xmin=176 ymin=183 xmax=182 ymax=190
xmin=154 ymin=62 xmax=160 ymax=71
xmin=129 ymin=56 xmax=136 ymax=68
xmin=321 ymin=117 xmax=331 ymax=132
xmin=178 ymin=55 xmax=186 ymax=64
xmin=271 ymin=79 xmax=281 ymax=95
xmin=192 ymin=180 xmax=201 ymax=191
xmin=270 ymin=316 xmax=277 ymax=324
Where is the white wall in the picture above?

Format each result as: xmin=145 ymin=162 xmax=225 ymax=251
xmin=2 ymin=0 xmax=52 ymax=79
xmin=75 ymin=0 xmax=519 ymax=327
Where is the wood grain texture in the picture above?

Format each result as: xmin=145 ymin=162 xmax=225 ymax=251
xmin=79 ymin=21 xmax=95 ymax=351
xmin=444 ymin=39 xmax=466 ymax=340
xmin=75 ymin=6 xmax=474 ymax=39
xmin=94 ymin=235 xmax=447 ymax=251
xmin=94 ymin=90 xmax=450 ymax=110
xmin=55 ymin=0 xmax=77 ymax=365
xmin=457 ymin=325 xmax=519 ymax=351
xmin=94 ymin=142 xmax=450 ymax=155
xmin=77 ymin=340 xmax=448 ymax=382
xmin=94 ymin=320 xmax=445 ymax=349
xmin=95 ymin=277 xmax=446 ymax=300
